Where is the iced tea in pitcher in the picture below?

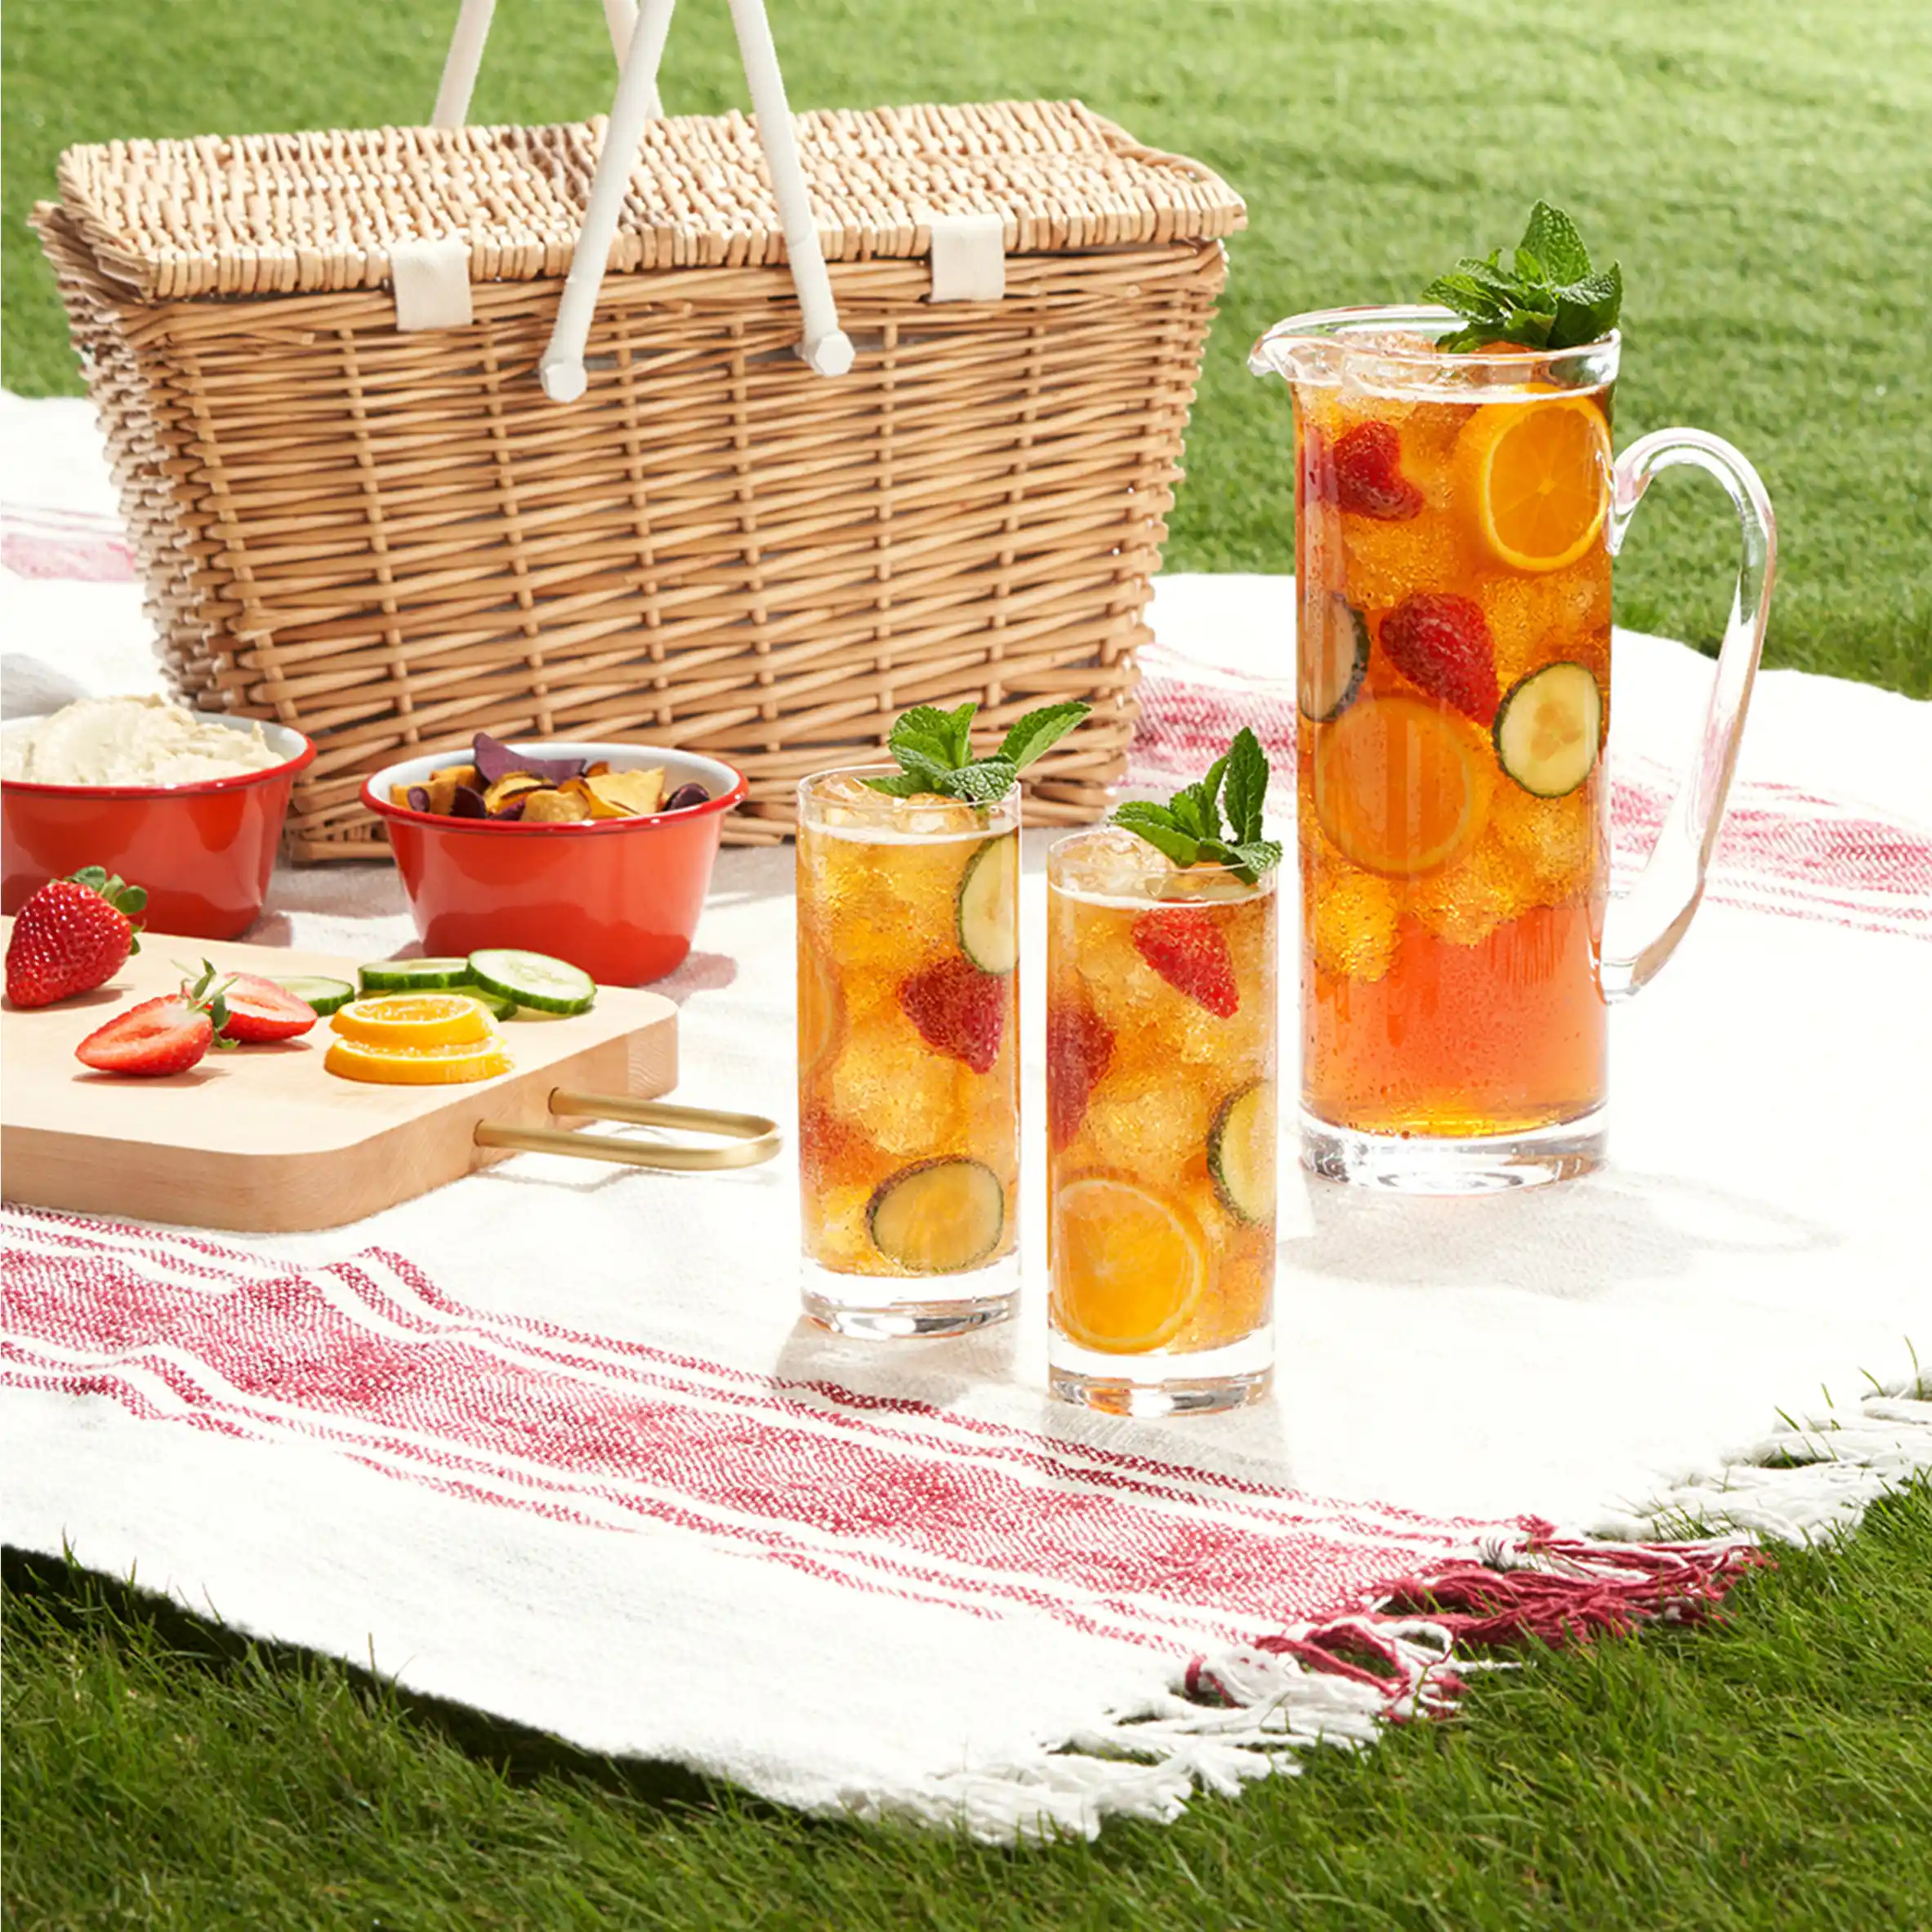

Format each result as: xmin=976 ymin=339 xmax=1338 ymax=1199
xmin=1295 ymin=358 xmax=1613 ymax=1148
xmin=1253 ymin=202 xmax=1777 ymax=1189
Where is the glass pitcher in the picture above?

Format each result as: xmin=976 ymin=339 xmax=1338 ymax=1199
xmin=1250 ymin=306 xmax=1774 ymax=1191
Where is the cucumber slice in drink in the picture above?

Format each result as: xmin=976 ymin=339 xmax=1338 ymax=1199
xmin=1493 ymin=662 xmax=1603 ymax=797
xmin=359 ymin=957 xmax=475 ymax=992
xmin=466 ymin=948 xmax=596 ymax=1015
xmin=1207 ymin=1081 xmax=1276 ymax=1225
xmin=1299 ymin=594 xmax=1371 ymax=724
xmin=955 ymin=834 xmax=1020 ymax=975
xmin=271 ymin=975 xmax=355 ymax=1015
xmin=867 ymin=1158 xmax=1006 ymax=1273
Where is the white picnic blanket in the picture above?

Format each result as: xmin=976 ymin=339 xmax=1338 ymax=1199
xmin=3 ymin=392 xmax=1929 ymax=1839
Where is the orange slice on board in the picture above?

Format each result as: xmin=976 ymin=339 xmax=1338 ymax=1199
xmin=1313 ymin=695 xmax=1492 ymax=879
xmin=330 ymin=993 xmax=496 ymax=1050
xmin=1051 ymin=1176 xmax=1207 ymax=1354
xmin=1453 ymin=393 xmax=1611 ymax=574
xmin=324 ymin=1035 xmax=513 ymax=1086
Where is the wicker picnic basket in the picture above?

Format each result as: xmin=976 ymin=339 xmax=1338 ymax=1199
xmin=31 ymin=10 xmax=1243 ymax=858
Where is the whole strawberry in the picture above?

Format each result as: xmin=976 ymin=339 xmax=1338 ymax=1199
xmin=5 ymin=868 xmax=147 ymax=1008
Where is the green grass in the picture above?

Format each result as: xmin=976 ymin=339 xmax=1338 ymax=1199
xmin=6 ymin=4 xmax=1931 ymax=1922
xmin=7 ymin=1481 xmax=1930 ymax=1931
xmin=4 ymin=0 xmax=1930 ymax=693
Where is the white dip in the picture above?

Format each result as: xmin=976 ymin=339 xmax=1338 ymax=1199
xmin=1 ymin=695 xmax=283 ymax=786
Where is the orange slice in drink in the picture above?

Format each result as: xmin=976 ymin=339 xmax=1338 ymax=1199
xmin=797 ymin=945 xmax=845 ymax=1077
xmin=324 ymin=1035 xmax=512 ymax=1085
xmin=1313 ymin=695 xmax=1492 ymax=878
xmin=1454 ymin=393 xmax=1611 ymax=573
xmin=1052 ymin=1175 xmax=1207 ymax=1354
xmin=330 ymin=993 xmax=495 ymax=1048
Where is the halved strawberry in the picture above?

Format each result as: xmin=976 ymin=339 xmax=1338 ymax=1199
xmin=216 ymin=972 xmax=319 ymax=1043
xmin=898 ymin=956 xmax=1006 ymax=1074
xmin=1332 ymin=421 xmax=1423 ymax=521
xmin=1047 ymin=996 xmax=1114 ymax=1149
xmin=1379 ymin=592 xmax=1501 ymax=725
xmin=74 ymin=962 xmax=236 ymax=1078
xmin=1131 ymin=908 xmax=1239 ymax=1018
xmin=5 ymin=867 xmax=146 ymax=1008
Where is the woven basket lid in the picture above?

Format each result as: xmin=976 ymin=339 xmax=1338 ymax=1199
xmin=54 ymin=99 xmax=1244 ymax=301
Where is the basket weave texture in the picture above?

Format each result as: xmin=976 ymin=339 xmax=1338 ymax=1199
xmin=36 ymin=100 xmax=1243 ymax=855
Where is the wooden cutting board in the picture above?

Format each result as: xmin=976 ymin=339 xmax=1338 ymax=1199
xmin=0 ymin=920 xmax=678 ymax=1232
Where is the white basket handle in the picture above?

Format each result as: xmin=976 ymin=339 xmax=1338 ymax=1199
xmin=433 ymin=0 xmax=646 ymax=125
xmin=430 ymin=0 xmax=851 ymax=395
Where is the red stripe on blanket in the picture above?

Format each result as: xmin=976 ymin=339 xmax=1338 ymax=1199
xmin=1 ymin=1212 xmax=1479 ymax=1652
xmin=2 ymin=529 xmax=136 ymax=582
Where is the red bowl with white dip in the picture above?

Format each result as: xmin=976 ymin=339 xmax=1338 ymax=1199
xmin=2 ymin=705 xmax=314 ymax=940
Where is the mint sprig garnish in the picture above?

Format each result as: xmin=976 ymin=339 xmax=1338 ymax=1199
xmin=1109 ymin=727 xmax=1282 ymax=884
xmin=1424 ymin=200 xmax=1622 ymax=354
xmin=863 ymin=698 xmax=1090 ymax=803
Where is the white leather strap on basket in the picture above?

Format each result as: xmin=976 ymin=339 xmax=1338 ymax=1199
xmin=925 ymin=212 xmax=1006 ymax=303
xmin=431 ymin=0 xmax=852 ymax=395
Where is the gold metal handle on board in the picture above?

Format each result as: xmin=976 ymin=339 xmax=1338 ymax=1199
xmin=473 ymin=1090 xmax=782 ymax=1171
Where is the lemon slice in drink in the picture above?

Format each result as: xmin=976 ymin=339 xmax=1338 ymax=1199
xmin=1051 ymin=1175 xmax=1207 ymax=1354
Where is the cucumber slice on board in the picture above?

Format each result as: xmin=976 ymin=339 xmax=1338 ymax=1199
xmin=1493 ymin=662 xmax=1603 ymax=797
xmin=465 ymin=948 xmax=596 ymax=1015
xmin=867 ymin=1158 xmax=1006 ymax=1272
xmin=270 ymin=975 xmax=355 ymax=1015
xmin=462 ymin=984 xmax=522 ymax=1020
xmin=358 ymin=957 xmax=475 ymax=992
xmin=1300 ymin=595 xmax=1371 ymax=724
xmin=955 ymin=834 xmax=1020 ymax=975
xmin=1208 ymin=1081 xmax=1275 ymax=1225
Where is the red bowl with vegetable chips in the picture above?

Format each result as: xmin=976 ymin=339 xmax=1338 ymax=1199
xmin=362 ymin=741 xmax=744 ymax=984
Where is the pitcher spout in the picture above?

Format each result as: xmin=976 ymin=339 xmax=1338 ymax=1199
xmin=1247 ymin=315 xmax=1340 ymax=386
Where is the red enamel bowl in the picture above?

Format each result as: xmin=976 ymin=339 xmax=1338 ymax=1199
xmin=2 ymin=714 xmax=315 ymax=940
xmin=363 ymin=743 xmax=745 ymax=985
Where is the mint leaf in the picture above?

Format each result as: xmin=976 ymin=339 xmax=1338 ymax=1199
xmin=1220 ymin=727 xmax=1269 ymax=845
xmin=1118 ymin=817 xmax=1203 ymax=868
xmin=1168 ymin=782 xmax=1218 ymax=843
xmin=1200 ymin=753 xmax=1229 ymax=832
xmin=1519 ymin=200 xmax=1591 ymax=285
xmin=997 ymin=701 xmax=1090 ymax=772
xmin=889 ymin=705 xmax=969 ymax=774
xmin=1110 ymin=729 xmax=1274 ymax=878
xmin=861 ymin=769 xmax=940 ymax=796
xmin=939 ymin=758 xmax=1018 ymax=804
xmin=1110 ymin=799 xmax=1184 ymax=837
xmin=1425 ymin=203 xmax=1620 ymax=353
xmin=1550 ymin=264 xmax=1622 ymax=350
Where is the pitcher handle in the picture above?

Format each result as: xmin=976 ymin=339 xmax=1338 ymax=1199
xmin=1599 ymin=428 xmax=1777 ymax=999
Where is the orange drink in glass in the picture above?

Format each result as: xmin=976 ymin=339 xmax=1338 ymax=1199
xmin=796 ymin=770 xmax=1020 ymax=1335
xmin=1046 ymin=829 xmax=1277 ymax=1414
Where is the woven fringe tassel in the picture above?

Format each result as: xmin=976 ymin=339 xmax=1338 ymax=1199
xmin=854 ymin=1370 xmax=1931 ymax=1844
xmin=1374 ymin=1523 xmax=1768 ymax=1648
